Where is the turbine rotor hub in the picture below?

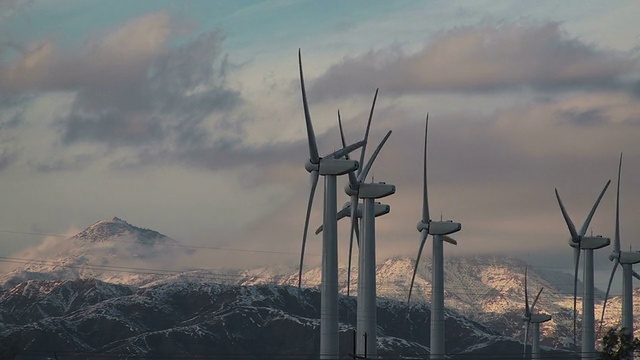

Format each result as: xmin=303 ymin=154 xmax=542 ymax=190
xmin=609 ymin=251 xmax=620 ymax=262
xmin=305 ymin=159 xmax=319 ymax=172
xmin=344 ymin=183 xmax=358 ymax=196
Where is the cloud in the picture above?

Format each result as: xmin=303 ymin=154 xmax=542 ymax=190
xmin=0 ymin=12 xmax=244 ymax=170
xmin=0 ymin=0 xmax=33 ymax=19
xmin=31 ymin=153 xmax=98 ymax=173
xmin=0 ymin=225 xmax=80 ymax=273
xmin=308 ymin=22 xmax=638 ymax=99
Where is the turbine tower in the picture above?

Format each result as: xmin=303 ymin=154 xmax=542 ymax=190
xmin=408 ymin=116 xmax=461 ymax=360
xmin=297 ymin=50 xmax=365 ymax=359
xmin=349 ymin=133 xmax=395 ymax=359
xmin=522 ymin=268 xmax=551 ymax=360
xmin=601 ymin=153 xmax=640 ymax=343
xmin=555 ymin=181 xmax=611 ymax=360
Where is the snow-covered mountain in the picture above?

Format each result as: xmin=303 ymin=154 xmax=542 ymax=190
xmin=0 ymin=217 xmax=632 ymax=354
xmin=235 ymin=256 xmax=614 ymax=349
xmin=0 ymin=217 xmax=191 ymax=287
xmin=0 ymin=278 xmax=575 ymax=359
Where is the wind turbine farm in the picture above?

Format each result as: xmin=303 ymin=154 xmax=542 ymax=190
xmin=3 ymin=2 xmax=640 ymax=360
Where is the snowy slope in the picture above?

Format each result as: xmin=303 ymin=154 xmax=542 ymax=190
xmin=0 ymin=278 xmax=575 ymax=359
xmin=0 ymin=217 xmax=190 ymax=287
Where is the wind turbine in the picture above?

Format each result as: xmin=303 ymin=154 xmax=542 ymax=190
xmin=600 ymin=153 xmax=640 ymax=342
xmin=555 ymin=180 xmax=611 ymax=360
xmin=408 ymin=116 xmax=461 ymax=360
xmin=297 ymin=50 xmax=366 ymax=360
xmin=314 ymin=109 xmax=392 ymax=297
xmin=522 ymin=268 xmax=551 ymax=360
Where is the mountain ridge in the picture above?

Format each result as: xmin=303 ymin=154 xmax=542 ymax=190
xmin=0 ymin=217 xmax=631 ymax=352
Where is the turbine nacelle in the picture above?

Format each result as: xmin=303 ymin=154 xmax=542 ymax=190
xmin=529 ymin=314 xmax=552 ymax=324
xmin=358 ymin=182 xmax=395 ymax=199
xmin=567 ymin=236 xmax=610 ymax=250
xmin=314 ymin=202 xmax=389 ymax=234
xmin=619 ymin=251 xmax=640 ymax=265
xmin=344 ymin=183 xmax=358 ymax=196
xmin=417 ymin=220 xmax=461 ymax=235
xmin=340 ymin=201 xmax=390 ymax=218
xmin=305 ymin=158 xmax=359 ymax=176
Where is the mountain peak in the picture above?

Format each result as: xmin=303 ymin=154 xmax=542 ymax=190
xmin=71 ymin=217 xmax=176 ymax=246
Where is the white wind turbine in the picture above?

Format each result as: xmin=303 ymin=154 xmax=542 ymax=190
xmin=315 ymin=109 xmax=391 ymax=298
xmin=522 ymin=268 xmax=551 ymax=360
xmin=555 ymin=180 xmax=611 ymax=360
xmin=408 ymin=116 xmax=461 ymax=360
xmin=297 ymin=50 xmax=366 ymax=360
xmin=600 ymin=153 xmax=640 ymax=341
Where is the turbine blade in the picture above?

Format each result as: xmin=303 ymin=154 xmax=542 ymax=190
xmin=338 ymin=111 xmax=359 ymax=187
xmin=523 ymin=321 xmax=530 ymax=359
xmin=633 ymin=270 xmax=640 ymax=281
xmin=598 ymin=261 xmax=619 ymax=338
xmin=337 ymin=111 xmax=348 ymax=153
xmin=579 ymin=179 xmax=611 ymax=236
xmin=330 ymin=140 xmax=366 ymax=159
xmin=347 ymin=216 xmax=361 ymax=297
xmin=524 ymin=268 xmax=530 ymax=316
xmin=614 ymin=153 xmax=622 ymax=253
xmin=423 ymin=115 xmax=431 ymax=224
xmin=314 ymin=207 xmax=350 ymax=235
xmin=442 ymin=235 xmax=457 ymax=245
xmin=346 ymin=195 xmax=359 ymax=297
xmin=572 ymin=247 xmax=581 ymax=345
xmin=298 ymin=50 xmax=319 ymax=164
xmin=408 ymin=230 xmax=429 ymax=305
xmin=531 ymin=288 xmax=543 ymax=312
xmin=354 ymin=217 xmax=361 ymax=247
xmin=337 ymin=206 xmax=350 ymax=220
xmin=555 ymin=188 xmax=579 ymax=241
xmin=358 ymin=89 xmax=378 ymax=176
xmin=357 ymin=130 xmax=392 ymax=183
xmin=298 ymin=170 xmax=319 ymax=288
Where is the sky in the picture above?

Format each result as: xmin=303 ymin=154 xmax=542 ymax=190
xmin=1 ymin=0 xmax=640 ymax=291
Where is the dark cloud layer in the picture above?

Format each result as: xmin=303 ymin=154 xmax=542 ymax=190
xmin=0 ymin=12 xmax=243 ymax=172
xmin=55 ymin=31 xmax=242 ymax=148
xmin=308 ymin=23 xmax=638 ymax=99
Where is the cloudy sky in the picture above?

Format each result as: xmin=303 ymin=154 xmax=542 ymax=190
xmin=1 ymin=0 xmax=640 ymax=288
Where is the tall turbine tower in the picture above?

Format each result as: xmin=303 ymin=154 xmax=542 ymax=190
xmin=555 ymin=181 xmax=611 ymax=360
xmin=349 ymin=132 xmax=395 ymax=358
xmin=297 ymin=50 xmax=365 ymax=359
xmin=601 ymin=153 xmax=640 ymax=342
xmin=522 ymin=268 xmax=551 ymax=360
xmin=408 ymin=116 xmax=461 ymax=360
